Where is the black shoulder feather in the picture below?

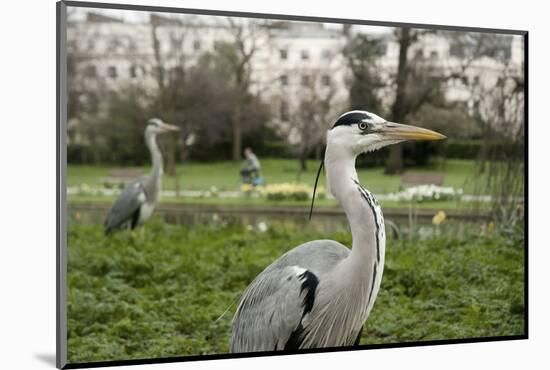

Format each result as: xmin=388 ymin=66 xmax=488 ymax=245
xmin=284 ymin=270 xmax=319 ymax=350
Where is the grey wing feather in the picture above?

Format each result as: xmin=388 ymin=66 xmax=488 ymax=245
xmin=231 ymin=265 xmax=311 ymax=352
xmin=104 ymin=177 xmax=147 ymax=234
xmin=230 ymin=240 xmax=350 ymax=353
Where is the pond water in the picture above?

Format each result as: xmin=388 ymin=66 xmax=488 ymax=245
xmin=68 ymin=202 xmax=483 ymax=240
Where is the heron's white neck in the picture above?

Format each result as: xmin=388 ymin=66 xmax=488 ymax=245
xmin=304 ymin=142 xmax=386 ymax=345
xmin=324 ymin=141 xmax=386 ymax=319
xmin=145 ymin=132 xmax=163 ymax=198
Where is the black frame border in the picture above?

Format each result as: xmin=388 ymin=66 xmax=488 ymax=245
xmin=56 ymin=1 xmax=529 ymax=369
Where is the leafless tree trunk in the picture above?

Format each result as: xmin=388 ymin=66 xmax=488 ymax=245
xmin=385 ymin=28 xmax=412 ymax=174
xmin=150 ymin=18 xmax=188 ymax=193
xmin=226 ymin=18 xmax=265 ymax=161
xmin=288 ymin=68 xmax=338 ymax=176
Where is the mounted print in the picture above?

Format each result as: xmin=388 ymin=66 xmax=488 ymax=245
xmin=56 ymin=1 xmax=527 ymax=368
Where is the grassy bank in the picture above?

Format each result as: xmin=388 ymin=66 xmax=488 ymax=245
xmin=68 ymin=193 xmax=476 ymax=212
xmin=68 ymin=158 xmax=480 ymax=194
xmin=67 ymin=219 xmax=524 ymax=364
xmin=68 ymin=158 xmax=490 ymax=212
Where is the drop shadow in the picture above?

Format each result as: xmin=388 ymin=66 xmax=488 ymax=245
xmin=34 ymin=353 xmax=56 ymax=367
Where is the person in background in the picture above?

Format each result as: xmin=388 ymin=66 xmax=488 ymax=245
xmin=240 ymin=147 xmax=262 ymax=185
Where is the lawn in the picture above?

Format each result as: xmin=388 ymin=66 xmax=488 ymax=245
xmin=66 ymin=218 xmax=525 ymax=364
xmin=67 ymin=158 xmax=481 ymax=195
xmin=67 ymin=158 xmax=491 ymax=212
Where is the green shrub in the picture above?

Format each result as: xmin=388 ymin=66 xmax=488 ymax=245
xmin=67 ymin=220 xmax=524 ymax=363
xmin=442 ymin=139 xmax=525 ymax=160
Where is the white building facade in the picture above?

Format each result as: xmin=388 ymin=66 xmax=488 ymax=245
xmin=67 ymin=11 xmax=524 ymax=141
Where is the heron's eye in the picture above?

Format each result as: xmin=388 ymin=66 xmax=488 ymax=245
xmin=358 ymin=122 xmax=368 ymax=131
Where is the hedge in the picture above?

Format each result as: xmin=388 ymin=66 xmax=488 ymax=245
xmin=442 ymin=139 xmax=524 ymax=160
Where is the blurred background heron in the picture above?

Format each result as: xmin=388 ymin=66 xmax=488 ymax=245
xmin=230 ymin=110 xmax=445 ymax=351
xmin=104 ymin=118 xmax=179 ymax=235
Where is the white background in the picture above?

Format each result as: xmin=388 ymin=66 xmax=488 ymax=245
xmin=0 ymin=0 xmax=547 ymax=369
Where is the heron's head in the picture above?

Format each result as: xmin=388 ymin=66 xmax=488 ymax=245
xmin=309 ymin=110 xmax=446 ymax=219
xmin=327 ymin=110 xmax=446 ymax=156
xmin=146 ymin=118 xmax=179 ymax=135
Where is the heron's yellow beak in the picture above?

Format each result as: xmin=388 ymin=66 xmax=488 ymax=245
xmin=380 ymin=122 xmax=446 ymax=141
xmin=160 ymin=122 xmax=180 ymax=132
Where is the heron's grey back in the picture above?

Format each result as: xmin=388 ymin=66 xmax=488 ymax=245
xmin=231 ymin=239 xmax=350 ymax=353
xmin=104 ymin=176 xmax=148 ymax=234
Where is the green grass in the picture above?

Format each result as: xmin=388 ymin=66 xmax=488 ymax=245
xmin=67 ymin=158 xmax=490 ymax=212
xmin=68 ymin=193 xmax=480 ymax=212
xmin=67 ymin=219 xmax=524 ymax=363
xmin=67 ymin=158 xmax=481 ymax=194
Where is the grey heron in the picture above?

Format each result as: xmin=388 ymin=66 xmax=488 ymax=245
xmin=104 ymin=118 xmax=179 ymax=235
xmin=230 ymin=110 xmax=445 ymax=352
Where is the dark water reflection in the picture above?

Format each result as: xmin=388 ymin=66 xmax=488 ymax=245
xmin=69 ymin=204 xmax=351 ymax=232
xmin=68 ymin=203 xmax=479 ymax=239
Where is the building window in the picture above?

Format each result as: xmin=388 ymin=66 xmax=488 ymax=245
xmin=280 ymin=49 xmax=288 ymax=60
xmin=414 ymin=49 xmax=423 ymax=60
xmin=321 ymin=75 xmax=331 ymax=86
xmin=129 ymin=65 xmax=137 ymax=78
xmin=85 ymin=92 xmax=99 ymax=114
xmin=193 ymin=40 xmax=201 ymax=51
xmin=301 ymin=50 xmax=309 ymax=60
xmin=171 ymin=37 xmax=181 ymax=50
xmin=321 ymin=49 xmax=332 ymax=60
xmin=86 ymin=39 xmax=95 ymax=52
xmin=301 ymin=75 xmax=310 ymax=86
xmin=83 ymin=64 xmax=97 ymax=78
xmin=280 ymin=74 xmax=288 ymax=86
xmin=108 ymin=66 xmax=118 ymax=79
xmin=280 ymin=101 xmax=289 ymax=121
xmin=430 ymin=50 xmax=438 ymax=60
xmin=128 ymin=40 xmax=138 ymax=53
xmin=107 ymin=37 xmax=122 ymax=53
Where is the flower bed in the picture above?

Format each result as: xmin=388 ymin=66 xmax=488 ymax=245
xmin=386 ymin=185 xmax=463 ymax=203
xmin=263 ymin=183 xmax=325 ymax=201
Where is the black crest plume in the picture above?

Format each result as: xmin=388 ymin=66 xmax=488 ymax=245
xmin=309 ymin=160 xmax=324 ymax=220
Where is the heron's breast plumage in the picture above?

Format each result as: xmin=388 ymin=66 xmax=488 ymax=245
xmin=299 ymin=183 xmax=387 ymax=348
xmin=138 ymin=202 xmax=156 ymax=224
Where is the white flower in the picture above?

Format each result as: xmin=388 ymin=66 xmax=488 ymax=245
xmin=387 ymin=185 xmax=462 ymax=203
xmin=257 ymin=222 xmax=268 ymax=233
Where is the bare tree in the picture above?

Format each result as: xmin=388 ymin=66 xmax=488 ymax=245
xmin=469 ymin=59 xmax=525 ymax=221
xmin=149 ymin=14 xmax=189 ymax=183
xmin=343 ymin=32 xmax=386 ymax=114
xmin=270 ymin=65 xmax=344 ymax=177
xmin=66 ymin=15 xmax=114 ymax=164
xmin=223 ymin=17 xmax=269 ymax=161
xmin=147 ymin=14 xmax=195 ymax=197
xmin=343 ymin=27 xmax=435 ymax=173
xmin=371 ymin=28 xmax=514 ymax=174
